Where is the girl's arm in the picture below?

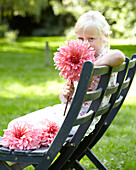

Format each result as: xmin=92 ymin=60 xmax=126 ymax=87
xmin=94 ymin=50 xmax=125 ymax=67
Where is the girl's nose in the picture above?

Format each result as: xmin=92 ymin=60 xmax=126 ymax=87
xmin=84 ymin=40 xmax=89 ymax=43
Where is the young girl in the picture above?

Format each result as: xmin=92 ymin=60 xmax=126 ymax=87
xmin=2 ymin=11 xmax=125 ymax=150
xmin=60 ymin=11 xmax=125 ymax=102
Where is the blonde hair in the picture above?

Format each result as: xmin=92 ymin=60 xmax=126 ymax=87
xmin=75 ymin=11 xmax=112 ymax=49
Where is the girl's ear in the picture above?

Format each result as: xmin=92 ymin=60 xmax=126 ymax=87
xmin=103 ymin=34 xmax=109 ymax=43
xmin=105 ymin=34 xmax=109 ymax=38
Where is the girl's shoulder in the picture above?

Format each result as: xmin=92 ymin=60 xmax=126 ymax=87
xmin=96 ymin=48 xmax=109 ymax=59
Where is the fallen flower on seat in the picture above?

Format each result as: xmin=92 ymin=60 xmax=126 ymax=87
xmin=1 ymin=119 xmax=60 ymax=150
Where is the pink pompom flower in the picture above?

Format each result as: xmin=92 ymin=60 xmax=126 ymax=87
xmin=54 ymin=39 xmax=95 ymax=81
xmin=38 ymin=119 xmax=60 ymax=146
xmin=1 ymin=119 xmax=60 ymax=150
xmin=2 ymin=121 xmax=41 ymax=150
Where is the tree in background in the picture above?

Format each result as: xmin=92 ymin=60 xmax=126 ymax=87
xmin=0 ymin=0 xmax=136 ymax=38
xmin=53 ymin=0 xmax=136 ymax=38
xmin=0 ymin=0 xmax=76 ymax=36
xmin=0 ymin=0 xmax=49 ymax=21
xmin=87 ymin=0 xmax=136 ymax=38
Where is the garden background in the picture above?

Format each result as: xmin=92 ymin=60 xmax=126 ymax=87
xmin=0 ymin=0 xmax=136 ymax=169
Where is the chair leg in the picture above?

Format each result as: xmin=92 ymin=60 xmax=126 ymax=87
xmin=85 ymin=148 xmax=108 ymax=170
xmin=72 ymin=160 xmax=86 ymax=170
xmin=0 ymin=161 xmax=11 ymax=170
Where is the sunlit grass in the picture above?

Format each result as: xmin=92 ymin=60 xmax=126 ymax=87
xmin=0 ymin=80 xmax=63 ymax=98
xmin=110 ymin=38 xmax=136 ymax=45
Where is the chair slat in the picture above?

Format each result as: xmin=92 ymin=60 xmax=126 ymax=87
xmin=128 ymin=58 xmax=136 ymax=68
xmin=96 ymin=103 xmax=111 ymax=117
xmin=28 ymin=147 xmax=48 ymax=157
xmin=96 ymin=95 xmax=123 ymax=117
xmin=73 ymin=110 xmax=94 ymax=126
xmin=113 ymin=95 xmax=123 ymax=109
xmin=105 ymin=83 xmax=119 ymax=96
xmin=13 ymin=150 xmax=31 ymax=156
xmin=0 ymin=147 xmax=12 ymax=155
xmin=112 ymin=62 xmax=126 ymax=72
xmin=83 ymin=88 xmax=102 ymax=102
xmin=121 ymin=78 xmax=130 ymax=90
xmin=93 ymin=66 xmax=110 ymax=76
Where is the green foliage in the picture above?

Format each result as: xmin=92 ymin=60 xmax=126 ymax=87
xmin=0 ymin=0 xmax=49 ymax=20
xmin=87 ymin=0 xmax=136 ymax=38
xmin=50 ymin=0 xmax=136 ymax=38
xmin=0 ymin=24 xmax=8 ymax=37
xmin=32 ymin=8 xmax=76 ymax=36
xmin=4 ymin=30 xmax=19 ymax=43
xmin=1 ymin=0 xmax=136 ymax=38
xmin=0 ymin=37 xmax=136 ymax=169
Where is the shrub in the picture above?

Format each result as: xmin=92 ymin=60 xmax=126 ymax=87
xmin=0 ymin=24 xmax=8 ymax=37
xmin=4 ymin=30 xmax=19 ymax=44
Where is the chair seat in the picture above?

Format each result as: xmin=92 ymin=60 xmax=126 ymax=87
xmin=0 ymin=135 xmax=73 ymax=164
xmin=0 ymin=138 xmax=48 ymax=163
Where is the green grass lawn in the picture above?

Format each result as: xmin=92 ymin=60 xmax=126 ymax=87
xmin=0 ymin=37 xmax=136 ymax=169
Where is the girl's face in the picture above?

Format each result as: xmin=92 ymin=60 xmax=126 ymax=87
xmin=76 ymin=26 xmax=105 ymax=57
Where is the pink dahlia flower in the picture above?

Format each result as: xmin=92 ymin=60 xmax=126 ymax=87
xmin=1 ymin=119 xmax=60 ymax=150
xmin=38 ymin=119 xmax=60 ymax=146
xmin=54 ymin=39 xmax=95 ymax=81
xmin=2 ymin=121 xmax=41 ymax=150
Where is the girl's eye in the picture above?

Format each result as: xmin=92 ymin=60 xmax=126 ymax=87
xmin=78 ymin=38 xmax=84 ymax=41
xmin=89 ymin=38 xmax=94 ymax=40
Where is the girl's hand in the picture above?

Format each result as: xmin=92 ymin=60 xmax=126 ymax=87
xmin=60 ymin=80 xmax=75 ymax=100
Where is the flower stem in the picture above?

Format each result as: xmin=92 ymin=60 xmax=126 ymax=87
xmin=63 ymin=96 xmax=69 ymax=116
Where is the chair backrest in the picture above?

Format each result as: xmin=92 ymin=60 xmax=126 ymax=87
xmin=47 ymin=54 xmax=136 ymax=170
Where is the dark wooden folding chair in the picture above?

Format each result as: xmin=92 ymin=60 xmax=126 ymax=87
xmin=0 ymin=54 xmax=136 ymax=170
xmin=48 ymin=54 xmax=136 ymax=170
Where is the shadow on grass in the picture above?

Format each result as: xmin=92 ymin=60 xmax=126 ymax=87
xmin=0 ymin=36 xmax=66 ymax=55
